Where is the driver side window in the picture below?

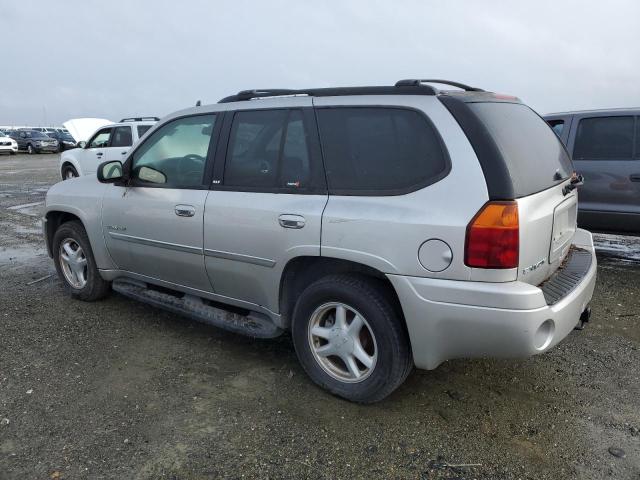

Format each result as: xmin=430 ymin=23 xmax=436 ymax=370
xmin=131 ymin=114 xmax=216 ymax=188
xmin=88 ymin=128 xmax=112 ymax=148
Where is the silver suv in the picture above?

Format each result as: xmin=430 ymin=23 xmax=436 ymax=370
xmin=43 ymin=80 xmax=597 ymax=402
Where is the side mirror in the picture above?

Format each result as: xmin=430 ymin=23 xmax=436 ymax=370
xmin=97 ymin=160 xmax=124 ymax=183
xmin=77 ymin=141 xmax=87 ymax=149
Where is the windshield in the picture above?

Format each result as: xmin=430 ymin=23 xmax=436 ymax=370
xmin=468 ymin=102 xmax=573 ymax=197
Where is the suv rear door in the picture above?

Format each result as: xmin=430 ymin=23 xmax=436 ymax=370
xmin=203 ymin=100 xmax=327 ymax=313
xmin=568 ymin=113 xmax=640 ymax=233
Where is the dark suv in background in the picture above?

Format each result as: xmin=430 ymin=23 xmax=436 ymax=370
xmin=9 ymin=129 xmax=59 ymax=154
xmin=544 ymin=109 xmax=640 ymax=234
xmin=46 ymin=130 xmax=77 ymax=151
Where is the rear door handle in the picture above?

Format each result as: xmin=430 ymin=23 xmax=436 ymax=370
xmin=175 ymin=204 xmax=196 ymax=217
xmin=121 ymin=151 xmax=127 ymax=155
xmin=278 ymin=214 xmax=305 ymax=229
xmin=96 ymin=152 xmax=103 ymax=157
xmin=630 ymin=174 xmax=640 ymax=182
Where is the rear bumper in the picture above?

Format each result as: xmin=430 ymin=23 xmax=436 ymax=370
xmin=388 ymin=229 xmax=597 ymax=370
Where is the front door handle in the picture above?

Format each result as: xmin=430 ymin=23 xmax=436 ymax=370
xmin=96 ymin=152 xmax=103 ymax=157
xmin=630 ymin=174 xmax=640 ymax=182
xmin=278 ymin=214 xmax=305 ymax=229
xmin=175 ymin=204 xmax=196 ymax=217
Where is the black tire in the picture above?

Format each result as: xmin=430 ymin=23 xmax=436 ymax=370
xmin=52 ymin=221 xmax=110 ymax=301
xmin=9 ymin=151 xmax=16 ymax=155
xmin=292 ymin=274 xmax=413 ymax=403
xmin=61 ymin=164 xmax=78 ymax=180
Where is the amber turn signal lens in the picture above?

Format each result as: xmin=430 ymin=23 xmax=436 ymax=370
xmin=465 ymin=201 xmax=519 ymax=269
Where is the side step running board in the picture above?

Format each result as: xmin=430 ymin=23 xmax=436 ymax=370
xmin=112 ymin=279 xmax=283 ymax=339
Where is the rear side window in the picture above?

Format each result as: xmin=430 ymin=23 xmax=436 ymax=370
xmin=316 ymin=107 xmax=449 ymax=194
xmin=224 ymin=109 xmax=312 ymax=190
xmin=573 ymin=116 xmax=634 ymax=160
xmin=110 ymin=126 xmax=132 ymax=147
xmin=469 ymin=102 xmax=573 ymax=197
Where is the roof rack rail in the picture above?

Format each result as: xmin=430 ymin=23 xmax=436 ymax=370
xmin=218 ymin=84 xmax=438 ymax=103
xmin=395 ymin=79 xmax=484 ymax=92
xmin=119 ymin=116 xmax=160 ymax=122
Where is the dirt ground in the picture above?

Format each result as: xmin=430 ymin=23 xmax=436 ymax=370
xmin=0 ymin=154 xmax=639 ymax=480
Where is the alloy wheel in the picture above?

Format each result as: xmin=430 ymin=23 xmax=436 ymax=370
xmin=308 ymin=302 xmax=378 ymax=383
xmin=59 ymin=238 xmax=88 ymax=288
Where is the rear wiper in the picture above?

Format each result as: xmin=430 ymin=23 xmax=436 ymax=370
xmin=562 ymin=173 xmax=584 ymax=196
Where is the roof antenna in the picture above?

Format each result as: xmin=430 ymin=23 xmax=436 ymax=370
xmin=195 ymin=100 xmax=201 ymax=107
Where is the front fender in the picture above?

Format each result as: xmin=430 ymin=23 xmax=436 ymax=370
xmin=59 ymin=149 xmax=84 ymax=177
xmin=45 ymin=178 xmax=115 ymax=269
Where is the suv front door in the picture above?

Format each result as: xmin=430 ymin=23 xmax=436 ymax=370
xmin=81 ymin=127 xmax=112 ymax=175
xmin=569 ymin=114 xmax=640 ymax=232
xmin=203 ymin=102 xmax=327 ymax=313
xmin=102 ymin=114 xmax=220 ymax=291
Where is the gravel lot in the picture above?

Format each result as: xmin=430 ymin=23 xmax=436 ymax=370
xmin=1 ymin=154 xmax=639 ymax=480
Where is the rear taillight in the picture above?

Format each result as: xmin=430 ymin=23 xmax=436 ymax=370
xmin=465 ymin=201 xmax=519 ymax=269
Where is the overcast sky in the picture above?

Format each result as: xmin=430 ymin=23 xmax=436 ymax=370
xmin=1 ymin=0 xmax=639 ymax=126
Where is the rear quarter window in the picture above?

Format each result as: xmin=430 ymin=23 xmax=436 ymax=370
xmin=469 ymin=102 xmax=573 ymax=197
xmin=315 ymin=107 xmax=449 ymax=195
xmin=547 ymin=119 xmax=565 ymax=138
xmin=137 ymin=125 xmax=153 ymax=138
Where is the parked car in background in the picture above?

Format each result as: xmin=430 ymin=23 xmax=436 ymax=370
xmin=9 ymin=129 xmax=58 ymax=154
xmin=59 ymin=117 xmax=158 ymax=179
xmin=32 ymin=127 xmax=60 ymax=134
xmin=0 ymin=130 xmax=18 ymax=155
xmin=46 ymin=131 xmax=77 ymax=151
xmin=544 ymin=109 xmax=640 ymax=234
xmin=44 ymin=81 xmax=596 ymax=402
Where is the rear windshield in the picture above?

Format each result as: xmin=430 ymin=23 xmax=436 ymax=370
xmin=469 ymin=102 xmax=573 ymax=197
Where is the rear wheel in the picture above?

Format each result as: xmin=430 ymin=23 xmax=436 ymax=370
xmin=61 ymin=164 xmax=78 ymax=180
xmin=53 ymin=221 xmax=110 ymax=301
xmin=292 ymin=274 xmax=412 ymax=403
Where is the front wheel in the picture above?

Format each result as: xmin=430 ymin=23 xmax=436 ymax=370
xmin=61 ymin=164 xmax=78 ymax=180
xmin=52 ymin=221 xmax=110 ymax=301
xmin=292 ymin=274 xmax=413 ymax=403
